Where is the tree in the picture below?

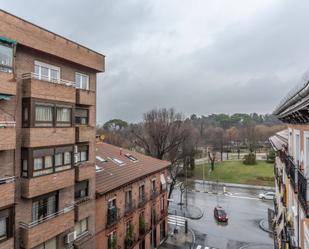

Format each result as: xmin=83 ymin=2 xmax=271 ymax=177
xmin=131 ymin=108 xmax=191 ymax=199
xmin=103 ymin=119 xmax=128 ymax=131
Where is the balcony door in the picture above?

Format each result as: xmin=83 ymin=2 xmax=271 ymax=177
xmin=294 ymin=130 xmax=300 ymax=166
xmin=305 ymin=133 xmax=309 ymax=177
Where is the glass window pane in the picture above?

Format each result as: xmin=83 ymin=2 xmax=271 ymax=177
xmin=0 ymin=217 xmax=7 ymax=240
xmin=0 ymin=44 xmax=13 ymax=68
xmin=45 ymin=238 xmax=57 ymax=249
xmin=55 ymin=153 xmax=63 ymax=166
xmin=81 ymin=151 xmax=87 ymax=161
xmin=45 ymin=156 xmax=53 ymax=168
xmin=57 ymin=108 xmax=71 ymax=122
xmin=34 ymin=158 xmax=43 ymax=170
xmin=50 ymin=69 xmax=59 ymax=81
xmin=81 ymin=219 xmax=87 ymax=232
xmin=41 ymin=66 xmax=49 ymax=80
xmin=34 ymin=65 xmax=40 ymax=76
xmin=35 ymin=106 xmax=53 ymax=122
xmin=64 ymin=152 xmax=71 ymax=165
xmin=75 ymin=74 xmax=81 ymax=88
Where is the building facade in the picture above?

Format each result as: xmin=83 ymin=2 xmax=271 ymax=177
xmin=270 ymin=83 xmax=309 ymax=249
xmin=95 ymin=142 xmax=169 ymax=249
xmin=0 ymin=10 xmax=104 ymax=249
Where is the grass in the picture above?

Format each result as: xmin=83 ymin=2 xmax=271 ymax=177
xmin=192 ymin=160 xmax=274 ymax=187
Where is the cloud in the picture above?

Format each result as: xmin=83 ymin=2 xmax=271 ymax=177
xmin=2 ymin=0 xmax=309 ymax=123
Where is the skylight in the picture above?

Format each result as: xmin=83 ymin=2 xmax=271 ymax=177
xmin=96 ymin=156 xmax=107 ymax=163
xmin=125 ymin=153 xmax=138 ymax=162
xmin=96 ymin=165 xmax=103 ymax=172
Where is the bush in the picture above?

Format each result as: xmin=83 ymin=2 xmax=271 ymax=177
xmin=266 ymin=150 xmax=276 ymax=163
xmin=243 ymin=153 xmax=256 ymax=165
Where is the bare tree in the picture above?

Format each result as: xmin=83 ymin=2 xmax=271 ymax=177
xmin=131 ymin=108 xmax=191 ymax=199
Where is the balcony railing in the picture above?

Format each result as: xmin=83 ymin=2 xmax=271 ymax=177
xmin=22 ymin=72 xmax=76 ymax=87
xmin=286 ymin=158 xmax=298 ymax=192
xmin=139 ymin=222 xmax=149 ymax=237
xmin=0 ymin=176 xmax=15 ymax=184
xmin=106 ymin=207 xmax=120 ymax=228
xmin=0 ymin=121 xmax=16 ymax=128
xmin=138 ymin=194 xmax=148 ymax=208
xmin=150 ymin=190 xmax=159 ymax=200
xmin=125 ymin=200 xmax=136 ymax=215
xmin=298 ymin=169 xmax=309 ymax=215
xmin=19 ymin=205 xmax=74 ymax=229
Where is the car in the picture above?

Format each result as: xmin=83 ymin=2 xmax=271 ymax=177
xmin=214 ymin=206 xmax=228 ymax=222
xmin=259 ymin=191 xmax=275 ymax=200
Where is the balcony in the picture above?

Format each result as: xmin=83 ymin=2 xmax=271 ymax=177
xmin=0 ymin=122 xmax=16 ymax=150
xmin=75 ymin=197 xmax=94 ymax=221
xmin=0 ymin=71 xmax=16 ymax=95
xmin=22 ymin=127 xmax=75 ymax=147
xmin=298 ymin=169 xmax=309 ymax=216
xmin=22 ymin=73 xmax=76 ymax=103
xmin=285 ymin=158 xmax=298 ymax=192
xmin=75 ymin=162 xmax=95 ymax=182
xmin=76 ymin=126 xmax=95 ymax=143
xmin=0 ymin=176 xmax=15 ymax=208
xmin=138 ymin=194 xmax=148 ymax=208
xmin=20 ymin=205 xmax=74 ymax=249
xmin=150 ymin=190 xmax=159 ymax=200
xmin=76 ymin=89 xmax=96 ymax=106
xmin=124 ymin=200 xmax=136 ymax=216
xmin=21 ymin=169 xmax=74 ymax=198
xmin=106 ymin=207 xmax=120 ymax=228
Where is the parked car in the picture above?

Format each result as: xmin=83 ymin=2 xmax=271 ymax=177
xmin=258 ymin=191 xmax=275 ymax=200
xmin=214 ymin=206 xmax=228 ymax=222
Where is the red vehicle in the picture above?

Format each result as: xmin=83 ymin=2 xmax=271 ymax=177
xmin=214 ymin=206 xmax=228 ymax=222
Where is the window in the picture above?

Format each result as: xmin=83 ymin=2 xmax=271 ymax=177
xmin=76 ymin=145 xmax=88 ymax=163
xmin=75 ymin=72 xmax=89 ymax=90
xmin=33 ymin=237 xmax=57 ymax=249
xmin=125 ymin=190 xmax=132 ymax=212
xmin=0 ymin=208 xmax=13 ymax=242
xmin=22 ymin=159 xmax=28 ymax=177
xmin=32 ymin=193 xmax=57 ymax=223
xmin=54 ymin=149 xmax=72 ymax=172
xmin=160 ymin=196 xmax=165 ymax=212
xmin=56 ymin=107 xmax=71 ymax=127
xmin=0 ymin=43 xmax=13 ymax=73
xmin=75 ymin=108 xmax=89 ymax=125
xmin=35 ymin=104 xmax=53 ymax=127
xmin=75 ymin=181 xmax=89 ymax=199
xmin=125 ymin=154 xmax=138 ymax=162
xmin=34 ymin=61 xmax=60 ymax=83
xmin=107 ymin=231 xmax=116 ymax=249
xmin=74 ymin=218 xmax=88 ymax=238
xmin=139 ymin=240 xmax=145 ymax=249
xmin=139 ymin=185 xmax=145 ymax=202
xmin=151 ymin=180 xmax=156 ymax=192
xmin=33 ymin=156 xmax=53 ymax=177
xmin=160 ymin=221 xmax=166 ymax=242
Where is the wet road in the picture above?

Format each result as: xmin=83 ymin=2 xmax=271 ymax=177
xmin=169 ymin=183 xmax=274 ymax=249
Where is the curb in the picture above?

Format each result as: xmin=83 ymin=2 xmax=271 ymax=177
xmin=193 ymin=180 xmax=275 ymax=191
xmin=258 ymin=219 xmax=273 ymax=234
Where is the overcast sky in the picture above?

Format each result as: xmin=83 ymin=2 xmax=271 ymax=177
xmin=2 ymin=0 xmax=309 ymax=123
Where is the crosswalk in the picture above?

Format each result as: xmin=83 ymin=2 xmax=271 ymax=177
xmin=195 ymin=245 xmax=219 ymax=249
xmin=167 ymin=215 xmax=186 ymax=227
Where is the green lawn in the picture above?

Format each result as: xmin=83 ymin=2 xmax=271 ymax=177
xmin=193 ymin=160 xmax=274 ymax=187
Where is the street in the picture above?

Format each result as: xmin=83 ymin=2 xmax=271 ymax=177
xmin=167 ymin=184 xmax=274 ymax=249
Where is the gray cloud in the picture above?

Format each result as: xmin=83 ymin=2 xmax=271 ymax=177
xmin=2 ymin=0 xmax=309 ymax=123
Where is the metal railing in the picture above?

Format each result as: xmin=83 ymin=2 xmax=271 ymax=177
xmin=138 ymin=194 xmax=148 ymax=208
xmin=0 ymin=176 xmax=15 ymax=184
xmin=285 ymin=158 xmax=298 ymax=192
xmin=106 ymin=207 xmax=120 ymax=227
xmin=0 ymin=121 xmax=16 ymax=128
xmin=125 ymin=200 xmax=136 ymax=215
xmin=298 ymin=169 xmax=309 ymax=215
xmin=22 ymin=72 xmax=76 ymax=87
xmin=20 ymin=205 xmax=74 ymax=229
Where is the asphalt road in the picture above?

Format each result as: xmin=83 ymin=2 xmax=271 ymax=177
xmin=169 ymin=185 xmax=274 ymax=249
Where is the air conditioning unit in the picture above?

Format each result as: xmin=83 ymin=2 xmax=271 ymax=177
xmin=65 ymin=231 xmax=76 ymax=244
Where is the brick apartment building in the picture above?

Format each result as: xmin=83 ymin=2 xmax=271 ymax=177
xmin=0 ymin=10 xmax=104 ymax=249
xmin=270 ymin=81 xmax=309 ymax=248
xmin=95 ymin=142 xmax=169 ymax=249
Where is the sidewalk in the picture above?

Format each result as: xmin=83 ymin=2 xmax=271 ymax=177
xmin=160 ymin=225 xmax=194 ymax=249
xmin=168 ymin=203 xmax=203 ymax=220
xmin=193 ymin=179 xmax=275 ymax=191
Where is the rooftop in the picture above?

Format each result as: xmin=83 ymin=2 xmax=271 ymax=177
xmin=95 ymin=142 xmax=170 ymax=195
xmin=269 ymin=129 xmax=288 ymax=151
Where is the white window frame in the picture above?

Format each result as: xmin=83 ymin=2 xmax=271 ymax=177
xmin=294 ymin=129 xmax=301 ymax=165
xmin=34 ymin=61 xmax=60 ymax=82
xmin=75 ymin=72 xmax=89 ymax=90
xmin=304 ymin=131 xmax=309 ymax=177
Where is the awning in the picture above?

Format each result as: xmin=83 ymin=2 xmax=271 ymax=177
xmin=0 ymin=36 xmax=17 ymax=45
xmin=160 ymin=174 xmax=166 ymax=185
xmin=0 ymin=94 xmax=11 ymax=101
